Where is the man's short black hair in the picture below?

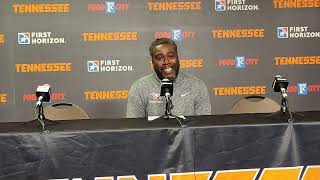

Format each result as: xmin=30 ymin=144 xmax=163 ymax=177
xmin=149 ymin=38 xmax=178 ymax=58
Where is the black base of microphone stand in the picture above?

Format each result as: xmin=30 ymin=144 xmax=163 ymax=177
xmin=25 ymin=104 xmax=59 ymax=132
xmin=161 ymin=114 xmax=188 ymax=127
xmin=266 ymin=97 xmax=304 ymax=123
xmin=162 ymin=101 xmax=188 ymax=127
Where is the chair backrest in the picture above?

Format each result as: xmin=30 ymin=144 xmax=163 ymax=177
xmin=44 ymin=102 xmax=89 ymax=120
xmin=228 ymin=95 xmax=280 ymax=114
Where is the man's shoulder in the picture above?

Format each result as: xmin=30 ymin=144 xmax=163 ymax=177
xmin=130 ymin=74 xmax=154 ymax=88
xmin=180 ymin=71 xmax=205 ymax=84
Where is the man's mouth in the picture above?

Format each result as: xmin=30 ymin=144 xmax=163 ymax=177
xmin=162 ymin=67 xmax=174 ymax=74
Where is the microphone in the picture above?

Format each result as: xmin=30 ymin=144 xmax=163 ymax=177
xmin=272 ymin=75 xmax=289 ymax=99
xmin=160 ymin=78 xmax=174 ymax=116
xmin=160 ymin=78 xmax=173 ymax=97
xmin=36 ymin=84 xmax=51 ymax=108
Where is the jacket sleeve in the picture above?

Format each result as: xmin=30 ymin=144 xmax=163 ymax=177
xmin=194 ymin=80 xmax=212 ymax=115
xmin=126 ymin=82 xmax=145 ymax=118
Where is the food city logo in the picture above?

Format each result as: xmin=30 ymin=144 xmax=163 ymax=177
xmin=274 ymin=56 xmax=320 ymax=65
xmin=149 ymin=58 xmax=204 ymax=69
xmin=147 ymin=1 xmax=201 ymax=11
xmin=12 ymin=3 xmax=70 ymax=13
xmin=154 ymin=29 xmax=196 ymax=42
xmin=214 ymin=0 xmax=260 ymax=11
xmin=0 ymin=93 xmax=7 ymax=103
xmin=18 ymin=32 xmax=66 ymax=45
xmin=49 ymin=165 xmax=320 ymax=180
xmin=273 ymin=0 xmax=320 ymax=8
xmin=88 ymin=1 xmax=129 ymax=13
xmin=212 ymin=28 xmax=264 ymax=39
xmin=277 ymin=26 xmax=320 ymax=39
xmin=82 ymin=32 xmax=137 ymax=42
xmin=213 ymin=85 xmax=267 ymax=96
xmin=0 ymin=33 xmax=4 ymax=44
xmin=84 ymin=90 xmax=128 ymax=100
xmin=23 ymin=93 xmax=65 ymax=102
xmin=218 ymin=56 xmax=259 ymax=68
xmin=15 ymin=62 xmax=72 ymax=73
xmin=87 ymin=59 xmax=134 ymax=72
xmin=287 ymin=83 xmax=320 ymax=95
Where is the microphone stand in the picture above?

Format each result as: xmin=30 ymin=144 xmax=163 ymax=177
xmin=25 ymin=101 xmax=58 ymax=133
xmin=280 ymin=88 xmax=288 ymax=114
xmin=36 ymin=103 xmax=47 ymax=132
xmin=266 ymin=88 xmax=303 ymax=122
xmin=164 ymin=94 xmax=173 ymax=118
xmin=162 ymin=93 xmax=187 ymax=127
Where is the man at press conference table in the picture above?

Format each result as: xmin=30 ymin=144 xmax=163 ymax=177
xmin=126 ymin=38 xmax=212 ymax=118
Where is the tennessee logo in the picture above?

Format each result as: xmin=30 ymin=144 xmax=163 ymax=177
xmin=0 ymin=94 xmax=7 ymax=103
xmin=0 ymin=34 xmax=4 ymax=44
xmin=12 ymin=4 xmax=70 ymax=13
xmin=274 ymin=56 xmax=320 ymax=65
xmin=273 ymin=0 xmax=320 ymax=8
xmin=18 ymin=32 xmax=30 ymax=44
xmin=84 ymin=90 xmax=128 ymax=100
xmin=15 ymin=63 xmax=72 ymax=73
xmin=147 ymin=1 xmax=201 ymax=11
xmin=215 ymin=0 xmax=226 ymax=11
xmin=87 ymin=61 xmax=100 ymax=72
xmin=277 ymin=27 xmax=289 ymax=38
xmin=212 ymin=29 xmax=264 ymax=38
xmin=51 ymin=166 xmax=320 ymax=180
xmin=213 ymin=86 xmax=267 ymax=96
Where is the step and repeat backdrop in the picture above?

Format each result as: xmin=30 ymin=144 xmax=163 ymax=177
xmin=0 ymin=0 xmax=319 ymax=122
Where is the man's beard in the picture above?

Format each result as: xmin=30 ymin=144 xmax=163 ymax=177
xmin=154 ymin=64 xmax=180 ymax=82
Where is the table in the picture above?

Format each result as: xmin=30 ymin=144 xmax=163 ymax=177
xmin=0 ymin=111 xmax=320 ymax=180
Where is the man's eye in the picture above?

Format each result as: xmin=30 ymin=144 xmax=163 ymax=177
xmin=156 ymin=56 xmax=164 ymax=61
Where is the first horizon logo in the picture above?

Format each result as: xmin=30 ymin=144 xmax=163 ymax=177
xmin=277 ymin=26 xmax=320 ymax=39
xmin=87 ymin=59 xmax=134 ymax=72
xmin=18 ymin=32 xmax=66 ymax=45
xmin=215 ymin=0 xmax=259 ymax=11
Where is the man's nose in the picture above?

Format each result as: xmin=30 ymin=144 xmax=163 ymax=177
xmin=162 ymin=56 xmax=170 ymax=63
